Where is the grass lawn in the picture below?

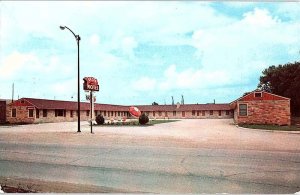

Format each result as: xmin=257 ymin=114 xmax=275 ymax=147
xmin=240 ymin=124 xmax=300 ymax=131
xmin=94 ymin=119 xmax=179 ymax=127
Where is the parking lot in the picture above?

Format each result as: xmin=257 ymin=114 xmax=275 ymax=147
xmin=0 ymin=119 xmax=300 ymax=193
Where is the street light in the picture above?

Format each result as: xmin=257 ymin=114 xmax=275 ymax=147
xmin=60 ymin=25 xmax=81 ymax=133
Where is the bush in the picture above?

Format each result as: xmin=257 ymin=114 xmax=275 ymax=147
xmin=139 ymin=113 xmax=149 ymax=125
xmin=96 ymin=115 xmax=105 ymax=125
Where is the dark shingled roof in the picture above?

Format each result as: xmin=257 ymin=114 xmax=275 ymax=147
xmin=20 ymin=98 xmax=231 ymax=111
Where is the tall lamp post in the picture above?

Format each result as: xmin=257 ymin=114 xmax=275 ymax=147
xmin=60 ymin=25 xmax=81 ymax=133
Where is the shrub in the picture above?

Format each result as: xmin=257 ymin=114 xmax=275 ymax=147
xmin=96 ymin=115 xmax=105 ymax=125
xmin=139 ymin=113 xmax=149 ymax=125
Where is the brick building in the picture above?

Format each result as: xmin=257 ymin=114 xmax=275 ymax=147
xmin=6 ymin=98 xmax=232 ymax=124
xmin=5 ymin=91 xmax=291 ymax=125
xmin=0 ymin=101 xmax=6 ymax=124
xmin=230 ymin=91 xmax=291 ymax=125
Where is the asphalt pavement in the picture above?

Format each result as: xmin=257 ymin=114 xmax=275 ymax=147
xmin=0 ymin=119 xmax=299 ymax=193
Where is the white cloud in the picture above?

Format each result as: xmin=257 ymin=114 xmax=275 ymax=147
xmin=159 ymin=64 xmax=233 ymax=91
xmin=1 ymin=2 xmax=299 ymax=104
xmin=89 ymin=34 xmax=100 ymax=46
xmin=50 ymin=78 xmax=77 ymax=96
xmin=132 ymin=77 xmax=157 ymax=91
xmin=121 ymin=36 xmax=138 ymax=58
xmin=242 ymin=8 xmax=279 ymax=27
xmin=0 ymin=51 xmax=40 ymax=79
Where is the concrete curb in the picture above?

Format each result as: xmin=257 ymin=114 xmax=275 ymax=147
xmin=237 ymin=125 xmax=300 ymax=134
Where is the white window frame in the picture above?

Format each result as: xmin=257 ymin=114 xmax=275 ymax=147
xmin=238 ymin=103 xmax=248 ymax=116
xmin=254 ymin=92 xmax=262 ymax=98
xmin=28 ymin=109 xmax=34 ymax=118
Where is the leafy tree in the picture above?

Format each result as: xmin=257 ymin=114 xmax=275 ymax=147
xmin=152 ymin=102 xmax=159 ymax=105
xmin=96 ymin=115 xmax=105 ymax=125
xmin=139 ymin=113 xmax=149 ymax=125
xmin=258 ymin=61 xmax=300 ymax=116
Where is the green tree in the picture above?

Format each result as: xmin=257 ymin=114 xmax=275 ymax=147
xmin=258 ymin=61 xmax=300 ymax=116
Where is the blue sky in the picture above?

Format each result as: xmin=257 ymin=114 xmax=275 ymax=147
xmin=0 ymin=1 xmax=299 ymax=105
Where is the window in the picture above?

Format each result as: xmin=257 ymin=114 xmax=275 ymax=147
xmin=43 ymin=109 xmax=47 ymax=117
xmin=218 ymin=110 xmax=221 ymax=116
xmin=153 ymin=111 xmax=155 ymax=116
xmin=36 ymin=109 xmax=39 ymax=118
xmin=197 ymin=111 xmax=200 ymax=116
xmin=165 ymin=112 xmax=168 ymax=117
xmin=111 ymin=111 xmax=113 ymax=116
xmin=202 ymin=111 xmax=205 ymax=116
xmin=108 ymin=111 xmax=110 ymax=117
xmin=86 ymin=111 xmax=89 ymax=116
xmin=55 ymin=109 xmax=65 ymax=117
xmin=28 ymin=109 xmax=34 ymax=118
xmin=104 ymin=111 xmax=106 ymax=116
xmin=159 ymin=111 xmax=162 ymax=116
xmin=118 ymin=111 xmax=120 ymax=116
xmin=226 ymin=110 xmax=230 ymax=115
xmin=254 ymin=92 xmax=262 ymax=98
xmin=192 ymin=110 xmax=195 ymax=116
xmin=12 ymin=108 xmax=16 ymax=117
xmin=173 ymin=111 xmax=176 ymax=116
xmin=239 ymin=104 xmax=248 ymax=116
xmin=70 ymin=110 xmax=73 ymax=117
xmin=182 ymin=111 xmax=185 ymax=117
xmin=209 ymin=110 xmax=213 ymax=115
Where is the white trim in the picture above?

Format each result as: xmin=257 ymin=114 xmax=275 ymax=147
xmin=263 ymin=91 xmax=290 ymax=100
xmin=230 ymin=90 xmax=290 ymax=104
xmin=22 ymin=98 xmax=38 ymax=108
xmin=254 ymin=92 xmax=262 ymax=98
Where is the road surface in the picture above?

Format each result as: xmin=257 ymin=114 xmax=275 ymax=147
xmin=0 ymin=119 xmax=299 ymax=193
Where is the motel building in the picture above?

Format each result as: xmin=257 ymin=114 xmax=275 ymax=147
xmin=1 ymin=90 xmax=291 ymax=126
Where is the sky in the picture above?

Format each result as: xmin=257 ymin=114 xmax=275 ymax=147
xmin=0 ymin=1 xmax=299 ymax=105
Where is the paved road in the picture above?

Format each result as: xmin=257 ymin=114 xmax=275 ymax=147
xmin=0 ymin=119 xmax=300 ymax=193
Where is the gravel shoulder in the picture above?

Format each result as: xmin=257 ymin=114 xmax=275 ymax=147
xmin=0 ymin=176 xmax=135 ymax=193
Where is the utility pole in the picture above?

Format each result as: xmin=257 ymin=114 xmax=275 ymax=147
xmin=172 ymin=96 xmax=174 ymax=105
xmin=90 ymin=91 xmax=93 ymax=134
xmin=12 ymin=83 xmax=14 ymax=103
xmin=181 ymin=94 xmax=184 ymax=105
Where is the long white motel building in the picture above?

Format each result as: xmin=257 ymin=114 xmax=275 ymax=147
xmin=4 ymin=98 xmax=232 ymax=124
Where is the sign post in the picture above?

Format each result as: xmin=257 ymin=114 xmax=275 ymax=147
xmin=83 ymin=77 xmax=99 ymax=134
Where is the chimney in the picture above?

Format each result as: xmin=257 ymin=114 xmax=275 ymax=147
xmin=214 ymin=99 xmax=215 ymax=104
xmin=172 ymin=96 xmax=174 ymax=105
xmin=176 ymin=102 xmax=180 ymax=109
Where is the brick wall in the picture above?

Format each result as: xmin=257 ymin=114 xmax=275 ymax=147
xmin=236 ymin=100 xmax=290 ymax=125
xmin=7 ymin=106 xmax=98 ymax=124
xmin=142 ymin=110 xmax=233 ymax=119
xmin=6 ymin=105 xmax=35 ymax=124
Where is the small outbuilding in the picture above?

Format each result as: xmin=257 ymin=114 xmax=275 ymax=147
xmin=230 ymin=90 xmax=291 ymax=126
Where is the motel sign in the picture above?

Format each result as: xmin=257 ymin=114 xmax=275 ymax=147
xmin=83 ymin=77 xmax=99 ymax=91
xmin=83 ymin=76 xmax=99 ymax=134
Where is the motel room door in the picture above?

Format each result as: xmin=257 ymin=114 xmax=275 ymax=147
xmin=0 ymin=101 xmax=6 ymax=124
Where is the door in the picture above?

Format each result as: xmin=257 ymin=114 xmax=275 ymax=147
xmin=182 ymin=111 xmax=185 ymax=117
